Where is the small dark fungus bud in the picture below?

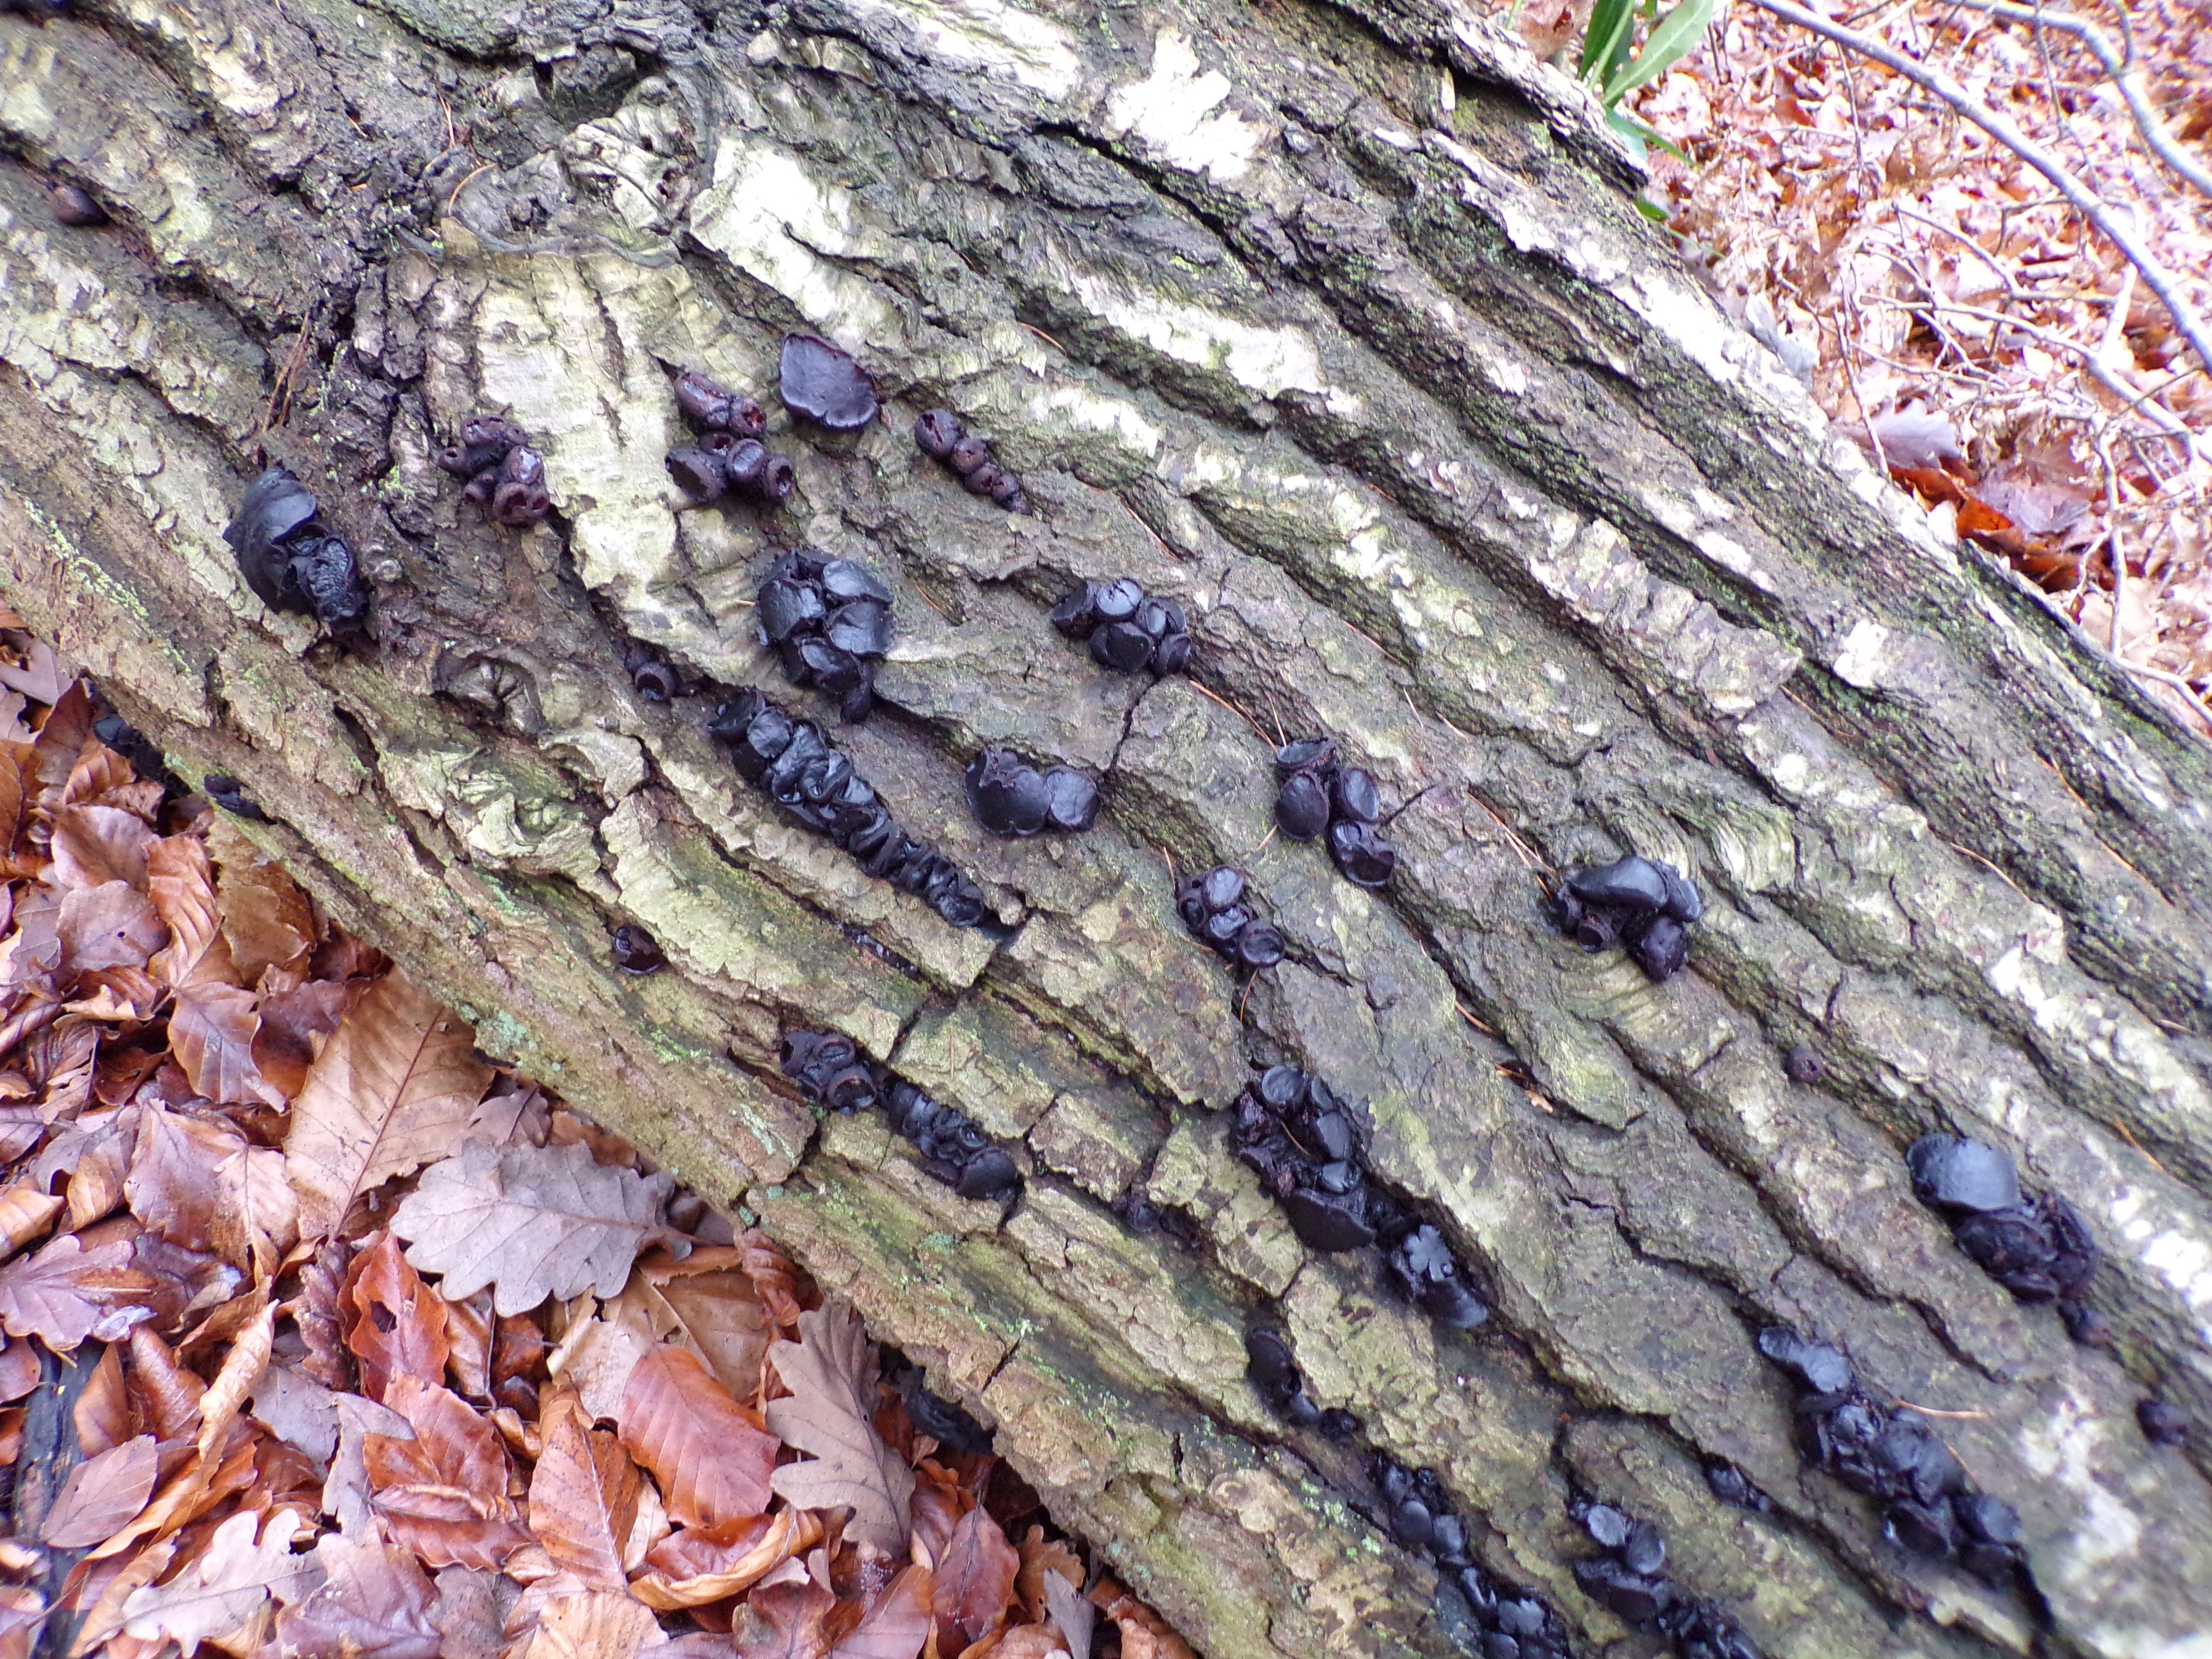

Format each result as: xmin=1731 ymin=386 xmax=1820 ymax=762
xmin=1328 ymin=819 xmax=1397 ymax=889
xmin=201 ymin=774 xmax=270 ymax=821
xmin=2060 ymin=1300 xmax=2112 ymax=1346
xmin=1628 ymin=914 xmax=1689 ymax=980
xmin=962 ymin=459 xmax=1007 ymax=498
xmin=1150 ymin=631 xmax=1191 ymax=674
xmin=947 ymin=435 xmax=992 ymax=476
xmin=1574 ymin=1559 xmax=1669 ymax=1623
xmin=492 ymin=476 xmax=553 ymax=526
xmin=752 ymin=453 xmax=797 ymax=506
xmin=673 ymin=370 xmax=741 ymax=429
xmin=1583 ymin=1505 xmax=1631 ymax=1551
xmin=1755 ymin=1326 xmax=1853 ymax=1396
xmin=1090 ymin=620 xmax=1154 ymax=674
xmin=989 ymin=471 xmax=1025 ymax=510
xmin=1041 ymin=766 xmax=1100 ymax=833
xmin=1784 ymin=1044 xmax=1824 ymax=1083
xmin=965 ymin=747 xmax=1052 ymax=838
xmin=956 ymin=1148 xmax=1021 ymax=1200
xmin=49 ymin=183 xmax=106 ymax=226
xmin=721 ymin=439 xmax=768 ymax=489
xmin=1050 ymin=583 xmax=1099 ymax=637
xmin=2139 ymin=1398 xmax=2189 ymax=1446
xmin=1318 ymin=1407 xmax=1359 ymax=1442
xmin=698 ymin=429 xmax=741 ymax=457
xmin=1566 ymin=854 xmax=1671 ymax=915
xmin=820 ymin=559 xmax=892 ymax=605
xmin=914 ymin=408 xmax=963 ymax=459
xmin=780 ymin=332 xmax=878 ymax=432
xmin=1906 ymin=1133 xmax=2022 ymax=1216
xmin=612 ymin=924 xmax=665 ymax=974
xmin=624 ymin=646 xmax=681 ymax=702
xmin=665 ymin=446 xmax=727 ymax=503
xmin=1278 ymin=1186 xmax=1377 ymax=1251
xmin=1235 ymin=925 xmax=1284 ymax=970
xmin=463 ymin=468 xmax=500 ymax=509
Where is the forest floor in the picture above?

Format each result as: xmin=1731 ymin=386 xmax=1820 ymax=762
xmin=0 ymin=637 xmax=1191 ymax=1658
xmin=1501 ymin=0 xmax=2212 ymax=735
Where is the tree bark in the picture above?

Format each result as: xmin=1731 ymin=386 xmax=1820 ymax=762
xmin=3 ymin=0 xmax=2211 ymax=1655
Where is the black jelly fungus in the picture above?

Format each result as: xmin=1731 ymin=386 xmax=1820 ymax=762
xmin=50 ymin=183 xmax=105 ymax=226
xmin=222 ymin=466 xmax=369 ymax=640
xmin=612 ymin=924 xmax=664 ymax=974
xmin=1557 ymin=854 xmax=1701 ymax=982
xmin=779 ymin=332 xmax=878 ymax=432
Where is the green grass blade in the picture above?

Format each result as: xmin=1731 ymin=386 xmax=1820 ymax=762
xmin=1603 ymin=0 xmax=1719 ymax=104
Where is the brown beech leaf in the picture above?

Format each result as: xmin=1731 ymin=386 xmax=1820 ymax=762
xmin=57 ymin=881 xmax=167 ymax=974
xmin=986 ymin=1626 xmax=1074 ymax=1659
xmin=30 ymin=680 xmax=91 ymax=794
xmin=1092 ymin=1586 xmax=1196 ymax=1659
xmin=1040 ymin=1571 xmax=1093 ymax=1659
xmin=631 ymin=1509 xmax=823 ymax=1610
xmin=766 ymin=1305 xmax=914 ymax=1555
xmin=0 ymin=1232 xmax=158 ymax=1349
xmin=366 ymin=1374 xmax=530 ymax=1571
xmin=392 ymin=1139 xmax=678 ymax=1318
xmin=932 ymin=1504 xmax=1018 ymax=1652
xmin=287 ymin=972 xmax=493 ymax=1239
xmin=522 ymin=1590 xmax=667 ymax=1659
xmin=0 ymin=639 xmax=72 ymax=705
xmin=117 ymin=1506 xmax=318 ymax=1650
xmin=145 ymin=834 xmax=237 ymax=991
xmin=126 ymin=1104 xmax=298 ymax=1277
xmin=548 ymin=1299 xmax=658 ymax=1425
xmin=617 ymin=1344 xmax=779 ymax=1531
xmin=73 ymin=1340 xmax=130 ymax=1454
xmin=832 ymin=1562 xmax=933 ymax=1659
xmin=1014 ymin=1527 xmax=1082 ymax=1623
xmin=734 ymin=1578 xmax=837 ymax=1659
xmin=631 ymin=1246 xmax=772 ymax=1402
xmin=48 ymin=803 xmax=154 ymax=891
xmin=344 ymin=1233 xmax=452 ymax=1405
xmin=736 ymin=1226 xmax=807 ymax=1331
xmin=429 ymin=1564 xmax=519 ymax=1659
xmin=127 ymin=1326 xmax=206 ymax=1443
xmin=169 ymin=983 xmax=285 ymax=1107
xmin=208 ymin=818 xmax=315 ymax=986
xmin=528 ymin=1387 xmax=642 ymax=1592
xmin=276 ymin=1529 xmax=443 ymax=1659
xmin=39 ymin=1434 xmax=159 ymax=1549
xmin=0 ymin=1338 xmax=41 ymax=1403
xmin=0 ymin=1181 xmax=63 ymax=1256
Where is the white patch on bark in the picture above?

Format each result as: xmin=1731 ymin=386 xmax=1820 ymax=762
xmin=1102 ymin=32 xmax=1264 ymax=184
xmin=1829 ymin=618 xmax=1896 ymax=688
xmin=1065 ymin=273 xmax=1321 ymax=397
xmin=842 ymin=0 xmax=1081 ymax=98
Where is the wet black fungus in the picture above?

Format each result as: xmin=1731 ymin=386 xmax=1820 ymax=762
xmin=624 ymin=645 xmax=681 ymax=703
xmin=1905 ymin=1134 xmax=2100 ymax=1330
xmin=1556 ymin=854 xmax=1703 ymax=983
xmin=1570 ymin=1497 xmax=1763 ymax=1658
xmin=756 ymin=549 xmax=893 ymax=723
xmin=1370 ymin=1456 xmax=1570 ymax=1659
xmin=1177 ymin=866 xmax=1282 ymax=972
xmin=2138 ymin=1399 xmax=2189 ymax=1446
xmin=782 ymin=1030 xmax=1021 ymax=1202
xmin=1783 ymin=1044 xmax=1824 ymax=1084
xmin=611 ymin=924 xmax=664 ymax=974
xmin=1384 ymin=1223 xmax=1490 ymax=1331
xmin=709 ymin=686 xmax=991 ymax=929
xmin=666 ymin=370 xmax=794 ymax=508
xmin=435 ymin=414 xmax=550 ymax=527
xmin=1757 ymin=1324 xmax=2025 ymax=1587
xmin=779 ymin=333 xmax=878 ymax=432
xmin=49 ymin=183 xmax=105 ymax=226
xmin=913 ymin=409 xmax=1023 ymax=512
xmin=221 ymin=466 xmax=370 ymax=640
xmin=1245 ymin=1327 xmax=1342 ymax=1432
xmin=1049 ymin=579 xmax=1193 ymax=677
xmin=965 ymin=748 xmax=1097 ymax=838
xmin=1275 ymin=738 xmax=1397 ymax=889
xmin=201 ymin=774 xmax=269 ymax=822
xmin=1703 ymin=1461 xmax=1771 ymax=1513
xmin=888 ymin=1359 xmax=993 ymax=1454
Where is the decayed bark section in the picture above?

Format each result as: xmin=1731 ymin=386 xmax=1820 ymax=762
xmin=3 ymin=0 xmax=2212 ymax=1654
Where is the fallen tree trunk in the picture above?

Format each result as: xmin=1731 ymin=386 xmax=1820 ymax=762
xmin=3 ymin=0 xmax=2211 ymax=1653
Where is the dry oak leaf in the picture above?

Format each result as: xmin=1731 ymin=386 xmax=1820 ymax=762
xmin=529 ymin=1386 xmax=643 ymax=1592
xmin=522 ymin=1589 xmax=667 ymax=1659
xmin=365 ymin=1374 xmax=530 ymax=1571
xmin=932 ymin=1504 xmax=1019 ymax=1653
xmin=118 ymin=1505 xmax=318 ymax=1651
xmin=344 ymin=1231 xmax=452 ymax=1405
xmin=1014 ymin=1526 xmax=1082 ymax=1624
xmin=617 ymin=1343 xmax=779 ymax=1530
xmin=287 ymin=972 xmax=493 ymax=1239
xmin=393 ymin=1138 xmax=678 ymax=1318
xmin=0 ymin=1231 xmax=158 ymax=1349
xmin=766 ymin=1304 xmax=915 ymax=1556
xmin=38 ymin=1433 xmax=159 ymax=1549
xmin=1091 ymin=1585 xmax=1196 ymax=1659
xmin=631 ymin=1508 xmax=823 ymax=1611
xmin=275 ymin=1529 xmax=443 ymax=1659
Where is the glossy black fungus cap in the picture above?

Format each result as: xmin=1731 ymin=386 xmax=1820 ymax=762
xmin=1042 ymin=767 xmax=1100 ymax=832
xmin=1275 ymin=738 xmax=1334 ymax=776
xmin=780 ymin=333 xmax=878 ymax=431
xmin=224 ymin=467 xmax=320 ymax=569
xmin=673 ymin=370 xmax=762 ymax=434
xmin=1906 ymin=1134 xmax=2022 ymax=1215
xmin=49 ymin=183 xmax=105 ymax=226
xmin=1050 ymin=583 xmax=1098 ymax=637
xmin=1331 ymin=767 xmax=1382 ymax=824
xmin=1756 ymin=1325 xmax=1853 ymax=1395
xmin=965 ymin=747 xmax=1050 ymax=837
xmin=1629 ymin=914 xmax=1689 ymax=980
xmin=202 ymin=774 xmax=270 ymax=821
xmin=1566 ymin=854 xmax=1671 ymax=915
xmin=1784 ymin=1044 xmax=1824 ymax=1083
xmin=612 ymin=924 xmax=665 ymax=974
xmin=1279 ymin=1187 xmax=1377 ymax=1251
xmin=914 ymin=408 xmax=963 ymax=459
xmin=1275 ymin=773 xmax=1330 ymax=841
xmin=1329 ymin=819 xmax=1397 ymax=889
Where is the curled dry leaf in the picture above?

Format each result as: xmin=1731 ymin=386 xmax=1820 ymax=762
xmin=276 ymin=1529 xmax=443 ymax=1659
xmin=0 ymin=1181 xmax=62 ymax=1256
xmin=208 ymin=817 xmax=316 ymax=986
xmin=38 ymin=1433 xmax=158 ymax=1549
xmin=765 ymin=1304 xmax=914 ymax=1556
xmin=932 ymin=1504 xmax=1019 ymax=1653
xmin=522 ymin=1590 xmax=668 ymax=1659
xmin=287 ymin=972 xmax=493 ymax=1240
xmin=169 ymin=983 xmax=285 ymax=1108
xmin=365 ymin=1374 xmax=530 ymax=1571
xmin=127 ymin=1326 xmax=206 ymax=1443
xmin=624 ymin=1245 xmax=772 ymax=1402
xmin=528 ymin=1387 xmax=643 ymax=1592
xmin=831 ymin=1561 xmax=933 ymax=1659
xmin=733 ymin=1577 xmax=837 ymax=1659
xmin=631 ymin=1508 xmax=823 ymax=1610
xmin=145 ymin=833 xmax=235 ymax=991
xmin=392 ymin=1138 xmax=679 ymax=1318
xmin=345 ymin=1232 xmax=452 ymax=1405
xmin=1040 ymin=1569 xmax=1093 ymax=1659
xmin=617 ymin=1344 xmax=779 ymax=1531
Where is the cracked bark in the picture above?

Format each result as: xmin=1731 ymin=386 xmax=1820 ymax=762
xmin=3 ymin=0 xmax=2211 ymax=1655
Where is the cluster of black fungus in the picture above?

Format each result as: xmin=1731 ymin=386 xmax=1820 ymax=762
xmin=1703 ymin=1462 xmax=1770 ymax=1514
xmin=780 ymin=334 xmax=878 ymax=433
xmin=223 ymin=467 xmax=370 ymax=639
xmin=623 ymin=644 xmax=682 ymax=703
xmin=1757 ymin=1326 xmax=2023 ymax=1586
xmin=913 ymin=408 xmax=1023 ymax=511
xmin=709 ymin=687 xmax=990 ymax=929
xmin=2138 ymin=1399 xmax=2190 ymax=1447
xmin=1373 ymin=1457 xmax=1570 ymax=1659
xmin=1230 ymin=1066 xmax=1488 ymax=1330
xmin=665 ymin=370 xmax=795 ymax=510
xmin=757 ymin=551 xmax=894 ymax=724
xmin=1556 ymin=854 xmax=1703 ymax=982
xmin=435 ymin=414 xmax=552 ymax=527
xmin=1571 ymin=1500 xmax=1762 ymax=1658
xmin=963 ymin=747 xmax=1099 ymax=837
xmin=1906 ymin=1135 xmax=2100 ymax=1335
xmin=1048 ymin=579 xmax=1192 ymax=676
xmin=1175 ymin=866 xmax=1283 ymax=970
xmin=1274 ymin=740 xmax=1395 ymax=890
xmin=611 ymin=925 xmax=664 ymax=974
xmin=202 ymin=774 xmax=268 ymax=822
xmin=781 ymin=1030 xmax=1021 ymax=1201
xmin=1243 ymin=1329 xmax=1356 ymax=1440
xmin=50 ymin=183 xmax=104 ymax=226
xmin=885 ymin=1356 xmax=993 ymax=1453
